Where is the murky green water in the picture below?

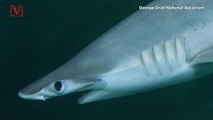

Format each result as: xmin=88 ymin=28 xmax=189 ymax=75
xmin=1 ymin=0 xmax=213 ymax=120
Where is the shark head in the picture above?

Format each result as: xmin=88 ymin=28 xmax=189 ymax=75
xmin=18 ymin=77 xmax=104 ymax=102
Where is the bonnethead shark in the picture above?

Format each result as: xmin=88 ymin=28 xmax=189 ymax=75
xmin=19 ymin=0 xmax=213 ymax=104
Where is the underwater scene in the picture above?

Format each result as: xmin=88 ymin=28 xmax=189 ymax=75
xmin=1 ymin=0 xmax=213 ymax=120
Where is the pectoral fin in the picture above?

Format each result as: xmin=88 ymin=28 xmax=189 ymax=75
xmin=78 ymin=90 xmax=111 ymax=104
xmin=191 ymin=48 xmax=213 ymax=65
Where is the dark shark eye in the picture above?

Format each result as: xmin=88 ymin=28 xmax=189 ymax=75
xmin=53 ymin=81 xmax=65 ymax=94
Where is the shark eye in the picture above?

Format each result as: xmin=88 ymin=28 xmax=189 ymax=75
xmin=53 ymin=81 xmax=65 ymax=94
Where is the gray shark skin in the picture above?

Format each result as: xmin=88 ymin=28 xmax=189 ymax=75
xmin=19 ymin=0 xmax=213 ymax=104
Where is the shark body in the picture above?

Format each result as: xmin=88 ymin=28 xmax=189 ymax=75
xmin=19 ymin=0 xmax=213 ymax=104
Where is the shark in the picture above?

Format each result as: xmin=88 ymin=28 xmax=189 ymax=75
xmin=19 ymin=0 xmax=213 ymax=104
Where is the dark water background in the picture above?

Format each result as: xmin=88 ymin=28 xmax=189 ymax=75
xmin=1 ymin=0 xmax=213 ymax=120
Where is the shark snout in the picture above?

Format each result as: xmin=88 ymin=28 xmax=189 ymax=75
xmin=18 ymin=91 xmax=46 ymax=101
